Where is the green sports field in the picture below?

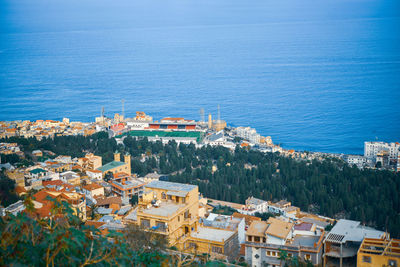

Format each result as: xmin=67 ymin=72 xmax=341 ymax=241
xmin=116 ymin=130 xmax=203 ymax=142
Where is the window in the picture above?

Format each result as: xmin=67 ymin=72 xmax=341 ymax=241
xmin=156 ymin=221 xmax=167 ymax=232
xmin=305 ymin=254 xmax=311 ymax=260
xmin=162 ymin=192 xmax=166 ymax=199
xmin=182 ymin=197 xmax=186 ymax=203
xmin=388 ymin=260 xmax=397 ymax=267
xmin=266 ymin=251 xmax=271 ymax=256
xmin=254 ymin=236 xmax=260 ymax=242
xmin=140 ymin=219 xmax=150 ymax=228
xmin=263 ymin=237 xmax=266 ymax=243
xmin=272 ymin=251 xmax=276 ymax=257
xmin=248 ymin=236 xmax=252 ymax=242
xmin=362 ymin=256 xmax=371 ymax=263
xmin=212 ymin=246 xmax=223 ymax=254
xmin=288 ymin=253 xmax=293 ymax=257
xmin=189 ymin=242 xmax=197 ymax=249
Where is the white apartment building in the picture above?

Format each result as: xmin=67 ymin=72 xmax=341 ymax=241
xmin=343 ymin=155 xmax=370 ymax=168
xmin=235 ymin=127 xmax=261 ymax=144
xmin=364 ymin=141 xmax=400 ymax=160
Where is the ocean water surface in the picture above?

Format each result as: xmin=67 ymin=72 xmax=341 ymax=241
xmin=0 ymin=0 xmax=399 ymax=154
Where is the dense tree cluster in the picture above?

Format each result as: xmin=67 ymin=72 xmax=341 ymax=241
xmin=0 ymin=169 xmax=20 ymax=207
xmin=0 ymin=197 xmax=168 ymax=266
xmin=2 ymin=134 xmax=399 ymax=237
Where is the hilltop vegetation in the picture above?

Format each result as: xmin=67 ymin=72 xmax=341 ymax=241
xmin=2 ymin=134 xmax=400 ymax=237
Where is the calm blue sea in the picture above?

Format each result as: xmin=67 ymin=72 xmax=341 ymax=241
xmin=0 ymin=0 xmax=399 ymax=154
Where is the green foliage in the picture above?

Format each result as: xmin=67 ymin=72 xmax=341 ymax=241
xmin=0 ymin=153 xmax=21 ymax=165
xmin=0 ymin=198 xmax=168 ymax=266
xmin=0 ymin=170 xmax=20 ymax=207
xmin=3 ymin=135 xmax=400 ymax=237
xmin=130 ymin=194 xmax=139 ymax=206
xmin=212 ymin=205 xmax=237 ymax=215
xmin=254 ymin=212 xmax=276 ymax=221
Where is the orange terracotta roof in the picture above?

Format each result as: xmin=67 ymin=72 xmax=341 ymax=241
xmin=72 ymin=165 xmax=82 ymax=170
xmin=265 ymin=217 xmax=294 ymax=239
xmin=96 ymin=196 xmax=122 ymax=206
xmin=36 ymin=201 xmax=54 ymax=218
xmin=113 ymin=172 xmax=130 ymax=178
xmin=33 ymin=190 xmax=53 ymax=203
xmin=85 ymin=220 xmax=106 ymax=229
xmin=247 ymin=221 xmax=269 ymax=236
xmin=83 ymin=183 xmax=103 ymax=191
xmin=15 ymin=186 xmax=27 ymax=195
xmin=232 ymin=212 xmax=261 ymax=225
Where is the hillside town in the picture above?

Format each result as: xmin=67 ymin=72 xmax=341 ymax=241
xmin=1 ymin=110 xmax=399 ymax=172
xmin=1 ymin=111 xmax=400 ymax=267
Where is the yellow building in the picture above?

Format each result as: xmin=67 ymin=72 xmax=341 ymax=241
xmin=6 ymin=169 xmax=25 ymax=187
xmin=78 ymin=153 xmax=102 ymax=170
xmin=357 ymin=238 xmax=400 ymax=267
xmin=136 ymin=181 xmax=238 ymax=261
xmin=97 ymin=152 xmax=131 ymax=176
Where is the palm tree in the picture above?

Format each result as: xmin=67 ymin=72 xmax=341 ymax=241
xmin=278 ymin=249 xmax=288 ymax=267
xmin=290 ymin=256 xmax=299 ymax=267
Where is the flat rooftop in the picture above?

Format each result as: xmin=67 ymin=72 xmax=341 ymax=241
xmin=325 ymin=219 xmax=385 ymax=244
xmin=191 ymin=226 xmax=235 ymax=242
xmin=146 ymin=180 xmax=197 ymax=192
xmin=291 ymin=235 xmax=321 ymax=248
xmin=140 ymin=201 xmax=185 ymax=217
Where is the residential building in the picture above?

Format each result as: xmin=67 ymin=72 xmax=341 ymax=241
xmin=60 ymin=171 xmax=81 ymax=185
xmin=28 ymin=168 xmax=48 ymax=179
xmin=96 ymin=196 xmax=122 ymax=211
xmin=86 ymin=169 xmax=103 ymax=180
xmin=203 ymin=131 xmax=235 ymax=150
xmin=245 ymin=218 xmax=324 ymax=267
xmin=203 ymin=213 xmax=245 ymax=244
xmin=136 ymin=180 xmax=239 ymax=261
xmin=241 ymin=196 xmax=269 ymax=215
xmin=343 ymin=155 xmax=369 ymax=168
xmin=357 ymin=238 xmax=400 ymax=267
xmin=6 ymin=169 xmax=25 ymax=186
xmin=32 ymin=190 xmax=86 ymax=221
xmin=232 ymin=212 xmax=262 ymax=229
xmin=32 ymin=150 xmax=43 ymax=157
xmin=323 ymin=219 xmax=386 ymax=267
xmin=364 ymin=141 xmax=400 ymax=161
xmin=77 ymin=153 xmax=102 ymax=170
xmin=268 ymin=200 xmax=299 ymax=220
xmin=111 ymin=178 xmax=145 ymax=199
xmin=3 ymin=200 xmax=25 ymax=216
xmin=82 ymin=183 xmax=104 ymax=198
xmin=236 ymin=127 xmax=261 ymax=144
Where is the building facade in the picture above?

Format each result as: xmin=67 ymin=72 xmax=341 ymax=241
xmin=357 ymin=238 xmax=400 ymax=267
